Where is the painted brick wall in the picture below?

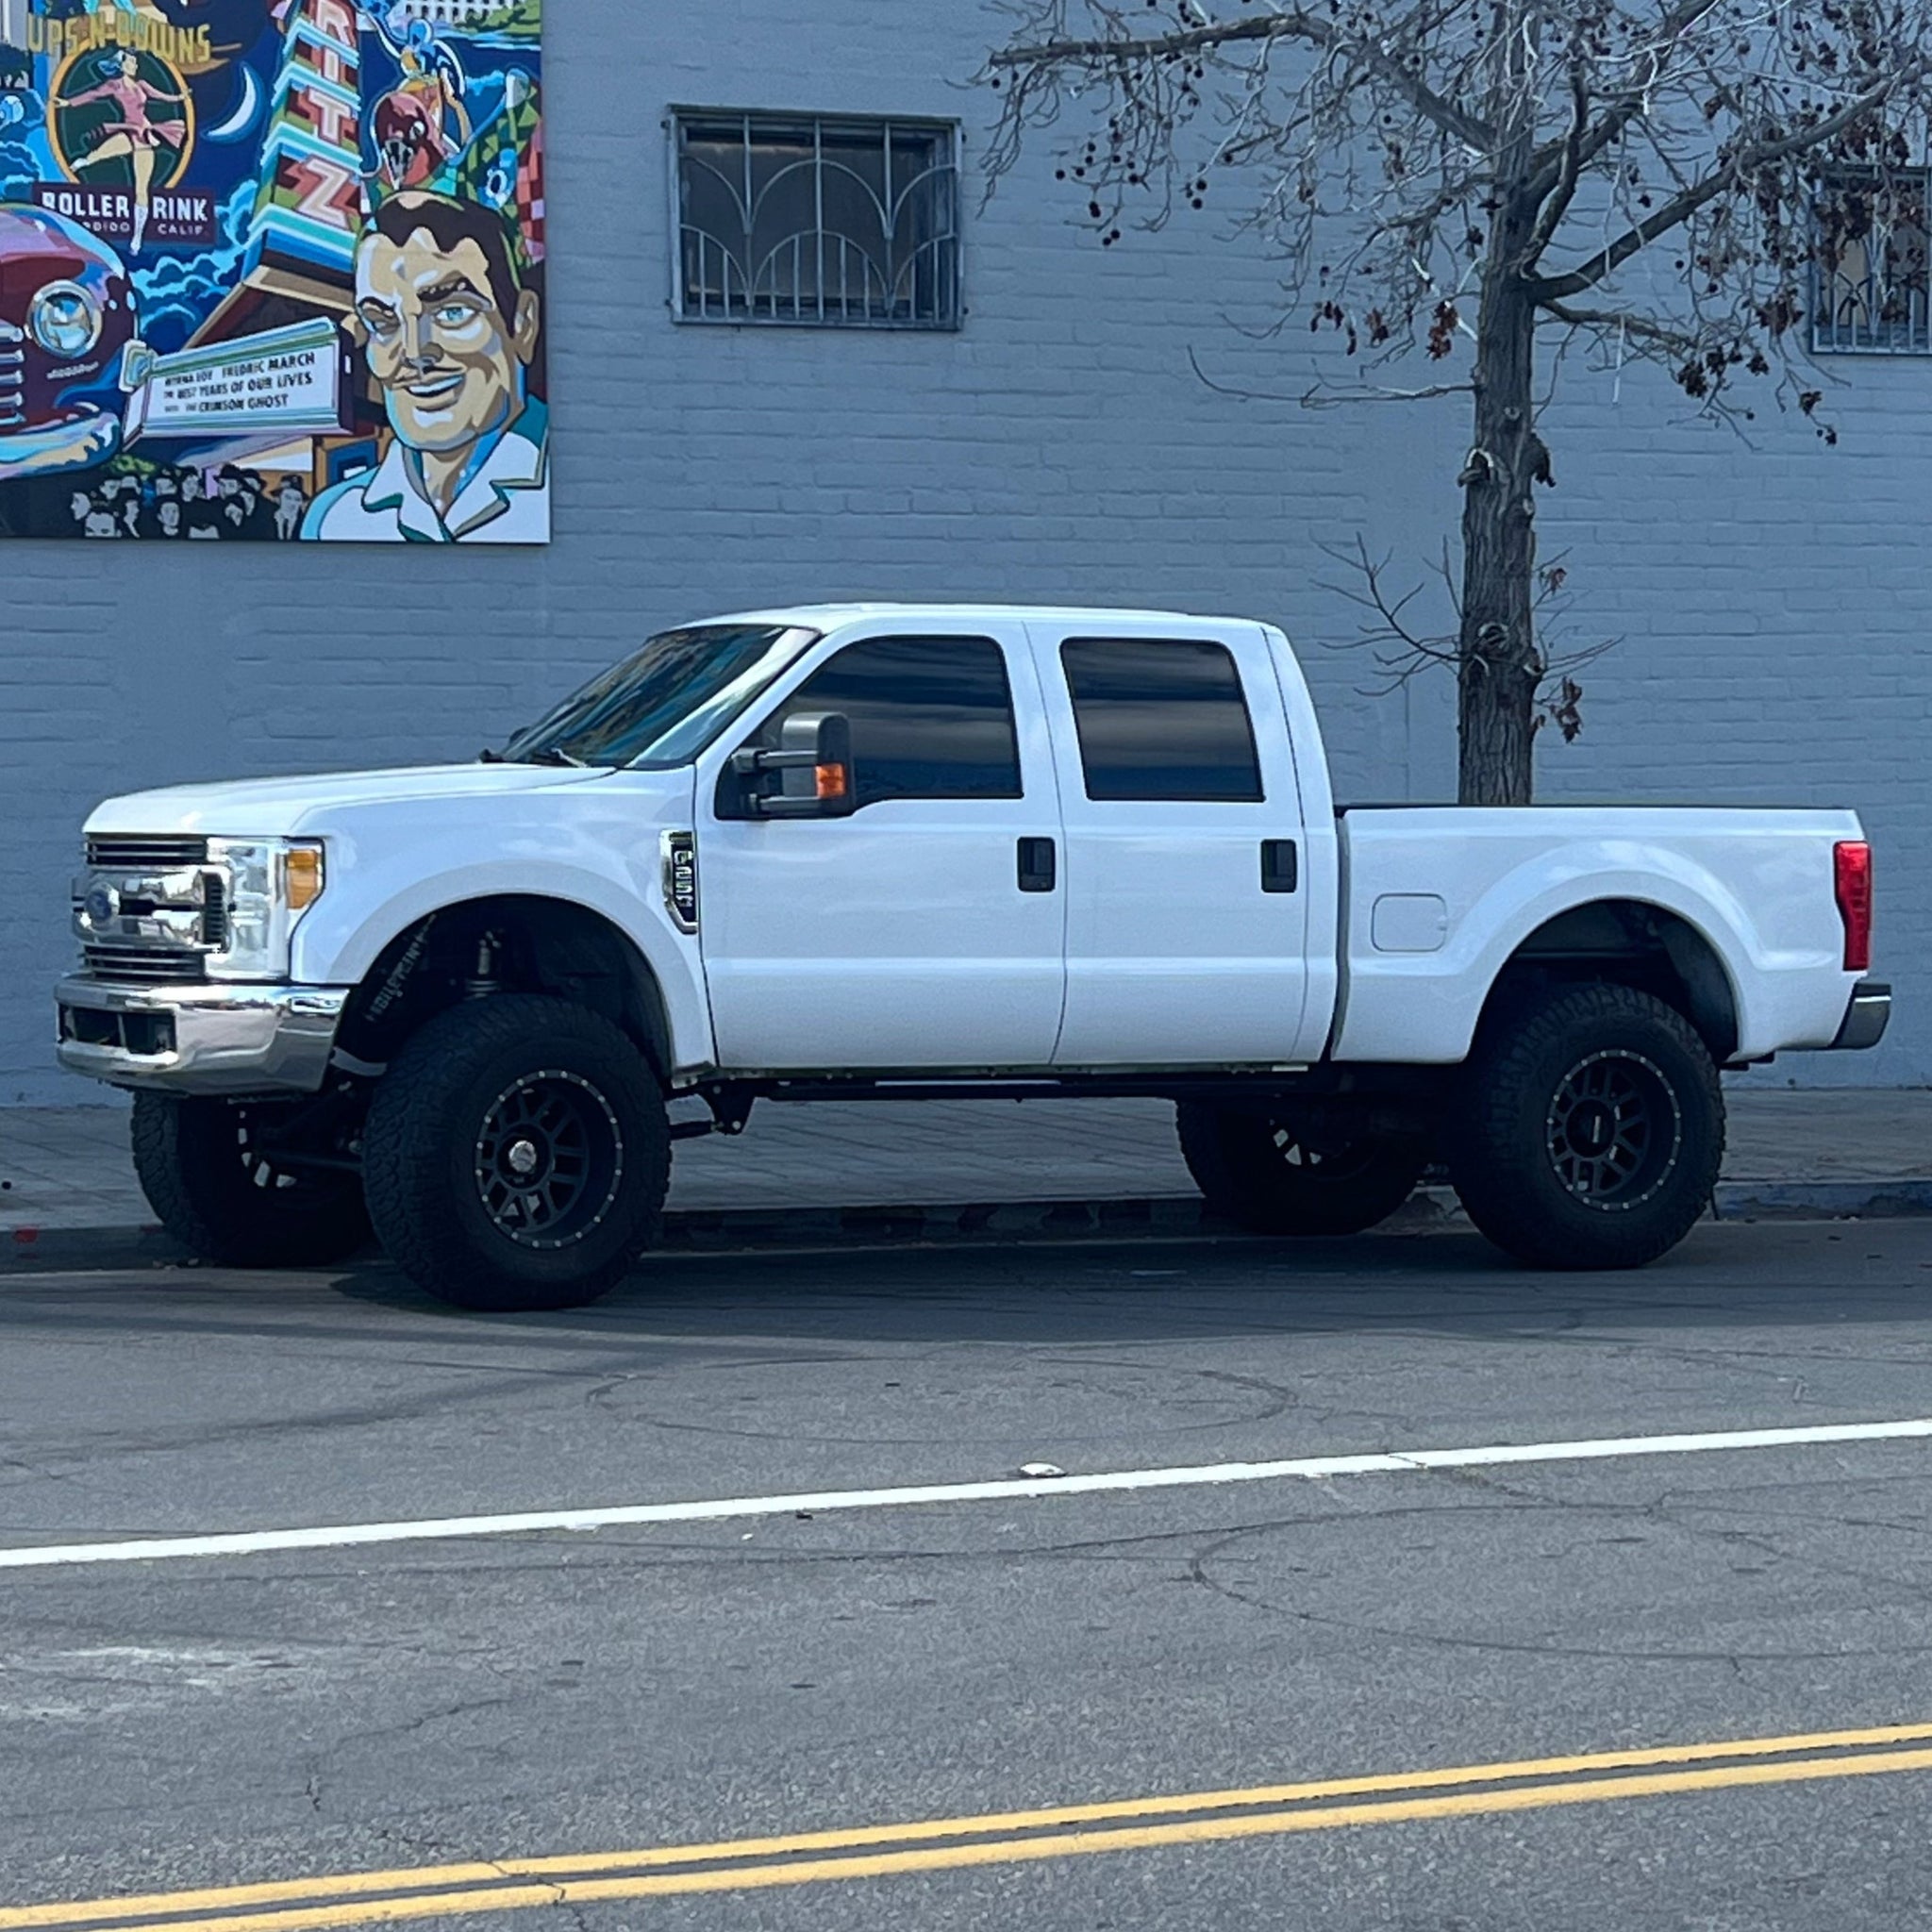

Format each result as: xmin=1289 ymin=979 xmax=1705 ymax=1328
xmin=2 ymin=0 xmax=1923 ymax=1100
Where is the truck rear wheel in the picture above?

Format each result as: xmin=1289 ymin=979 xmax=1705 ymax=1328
xmin=1449 ymin=981 xmax=1724 ymax=1270
xmin=1176 ymin=1105 xmax=1428 ymax=1237
xmin=130 ymin=1093 xmax=372 ymax=1269
xmin=361 ymin=995 xmax=670 ymax=1312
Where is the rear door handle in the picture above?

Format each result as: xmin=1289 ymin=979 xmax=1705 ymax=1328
xmin=1261 ymin=839 xmax=1298 ymax=894
xmin=1018 ymin=837 xmax=1057 ymax=893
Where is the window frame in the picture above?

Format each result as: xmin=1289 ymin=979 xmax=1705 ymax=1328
xmin=720 ymin=632 xmax=1024 ymax=816
xmin=1058 ymin=636 xmax=1268 ymax=806
xmin=669 ymin=107 xmax=963 ymax=332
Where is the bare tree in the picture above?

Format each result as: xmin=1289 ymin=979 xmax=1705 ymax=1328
xmin=983 ymin=3 xmax=1932 ymax=804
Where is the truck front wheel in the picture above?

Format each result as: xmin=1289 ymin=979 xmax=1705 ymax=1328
xmin=361 ymin=995 xmax=670 ymax=1312
xmin=1449 ymin=982 xmax=1724 ymax=1270
xmin=131 ymin=1093 xmax=372 ymax=1269
xmin=1176 ymin=1105 xmax=1428 ymax=1237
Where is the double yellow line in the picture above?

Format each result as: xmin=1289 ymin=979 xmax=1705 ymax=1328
xmin=10 ymin=1724 xmax=1932 ymax=1931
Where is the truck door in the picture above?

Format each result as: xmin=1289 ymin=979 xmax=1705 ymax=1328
xmin=1026 ymin=623 xmax=1313 ymax=1067
xmin=697 ymin=625 xmax=1068 ymax=1071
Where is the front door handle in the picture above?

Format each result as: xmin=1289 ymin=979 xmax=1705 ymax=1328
xmin=1261 ymin=839 xmax=1298 ymax=894
xmin=1018 ymin=837 xmax=1057 ymax=893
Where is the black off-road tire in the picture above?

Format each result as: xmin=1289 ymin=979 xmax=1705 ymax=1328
xmin=1449 ymin=981 xmax=1724 ymax=1271
xmin=130 ymin=1092 xmax=373 ymax=1269
xmin=1176 ymin=1104 xmax=1429 ymax=1237
xmin=361 ymin=995 xmax=669 ymax=1312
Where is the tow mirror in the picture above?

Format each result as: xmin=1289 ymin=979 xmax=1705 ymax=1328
xmin=729 ymin=711 xmax=856 ymax=819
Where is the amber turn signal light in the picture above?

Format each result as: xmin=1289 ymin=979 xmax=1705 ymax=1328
xmin=815 ymin=762 xmax=849 ymax=801
xmin=283 ymin=842 xmax=326 ymax=911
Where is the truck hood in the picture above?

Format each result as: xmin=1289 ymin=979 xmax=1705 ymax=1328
xmin=85 ymin=764 xmax=613 ymax=840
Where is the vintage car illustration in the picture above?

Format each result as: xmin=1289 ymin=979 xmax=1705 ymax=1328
xmin=0 ymin=201 xmax=136 ymax=484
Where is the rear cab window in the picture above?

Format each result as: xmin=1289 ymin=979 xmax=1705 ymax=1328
xmin=1058 ymin=638 xmax=1265 ymax=803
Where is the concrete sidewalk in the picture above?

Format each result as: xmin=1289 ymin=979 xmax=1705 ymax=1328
xmin=3 ymin=1088 xmax=1928 ymax=1262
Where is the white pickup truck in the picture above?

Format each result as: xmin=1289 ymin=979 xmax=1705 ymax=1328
xmin=57 ymin=605 xmax=1888 ymax=1308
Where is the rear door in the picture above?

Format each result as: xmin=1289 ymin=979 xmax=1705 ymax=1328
xmin=1027 ymin=624 xmax=1312 ymax=1067
xmin=697 ymin=625 xmax=1068 ymax=1071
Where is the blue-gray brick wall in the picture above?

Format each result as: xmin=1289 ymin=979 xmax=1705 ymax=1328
xmin=2 ymin=0 xmax=1923 ymax=1100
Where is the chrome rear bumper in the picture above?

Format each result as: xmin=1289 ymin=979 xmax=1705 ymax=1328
xmin=56 ymin=978 xmax=347 ymax=1096
xmin=1829 ymin=980 xmax=1892 ymax=1052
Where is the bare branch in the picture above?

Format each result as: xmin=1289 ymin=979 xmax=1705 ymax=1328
xmin=1523 ymin=66 xmax=1591 ymax=267
xmin=1188 ymin=344 xmax=1470 ymax=407
xmin=988 ymin=8 xmax=1496 ymax=153
xmin=1537 ymin=299 xmax=1701 ymax=358
xmin=1535 ymin=61 xmax=1932 ymax=302
xmin=1523 ymin=0 xmax=1723 ymax=205
xmin=1301 ymin=381 xmax=1476 ymax=407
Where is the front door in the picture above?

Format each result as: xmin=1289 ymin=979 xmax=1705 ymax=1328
xmin=698 ymin=625 xmax=1067 ymax=1072
xmin=1028 ymin=623 xmax=1313 ymax=1068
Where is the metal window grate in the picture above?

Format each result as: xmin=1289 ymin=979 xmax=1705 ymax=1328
xmin=1812 ymin=170 xmax=1932 ymax=355
xmin=675 ymin=110 xmax=960 ymax=329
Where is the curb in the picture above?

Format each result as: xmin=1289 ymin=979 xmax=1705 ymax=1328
xmin=1710 ymin=1178 xmax=1932 ymax=1221
xmin=6 ymin=1178 xmax=1930 ymax=1274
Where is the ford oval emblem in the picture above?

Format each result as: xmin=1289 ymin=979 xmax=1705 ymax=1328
xmin=83 ymin=883 xmax=120 ymax=927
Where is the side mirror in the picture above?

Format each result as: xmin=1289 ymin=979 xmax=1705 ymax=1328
xmin=728 ymin=711 xmax=856 ymax=819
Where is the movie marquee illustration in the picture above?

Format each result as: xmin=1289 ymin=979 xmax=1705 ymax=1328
xmin=0 ymin=0 xmax=545 ymax=542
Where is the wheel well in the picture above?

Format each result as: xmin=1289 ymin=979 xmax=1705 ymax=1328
xmin=1479 ymin=900 xmax=1740 ymax=1062
xmin=335 ymin=895 xmax=672 ymax=1080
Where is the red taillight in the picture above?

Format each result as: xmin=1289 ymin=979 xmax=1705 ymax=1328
xmin=1835 ymin=841 xmax=1874 ymax=974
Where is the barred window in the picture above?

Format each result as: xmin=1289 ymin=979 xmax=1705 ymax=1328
xmin=1813 ymin=170 xmax=1932 ymax=354
xmin=675 ymin=111 xmax=960 ymax=329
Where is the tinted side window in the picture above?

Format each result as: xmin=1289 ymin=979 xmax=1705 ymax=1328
xmin=1060 ymin=639 xmax=1264 ymax=803
xmin=760 ymin=636 xmax=1022 ymax=807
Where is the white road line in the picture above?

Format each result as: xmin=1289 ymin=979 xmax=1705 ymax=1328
xmin=3 ymin=1417 xmax=1928 ymax=1574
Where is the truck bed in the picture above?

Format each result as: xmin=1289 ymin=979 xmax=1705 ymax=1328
xmin=1330 ymin=805 xmax=1865 ymax=1064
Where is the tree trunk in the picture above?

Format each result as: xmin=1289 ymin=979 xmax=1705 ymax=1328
xmin=1458 ymin=25 xmax=1543 ymax=808
xmin=1457 ymin=281 xmax=1541 ymax=806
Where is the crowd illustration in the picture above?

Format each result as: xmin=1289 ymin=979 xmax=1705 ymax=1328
xmin=68 ymin=466 xmax=310 ymax=540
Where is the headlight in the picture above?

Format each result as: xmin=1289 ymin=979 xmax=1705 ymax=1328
xmin=28 ymin=279 xmax=102 ymax=359
xmin=206 ymin=838 xmax=325 ymax=980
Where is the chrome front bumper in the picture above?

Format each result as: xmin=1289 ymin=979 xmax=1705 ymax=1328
xmin=56 ymin=978 xmax=347 ymax=1096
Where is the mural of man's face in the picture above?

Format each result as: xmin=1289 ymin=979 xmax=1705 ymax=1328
xmin=354 ymin=221 xmax=541 ymax=459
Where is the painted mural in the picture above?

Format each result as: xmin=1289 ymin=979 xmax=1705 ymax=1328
xmin=0 ymin=0 xmax=546 ymax=542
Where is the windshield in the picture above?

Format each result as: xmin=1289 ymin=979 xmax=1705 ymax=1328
xmin=498 ymin=625 xmax=818 ymax=768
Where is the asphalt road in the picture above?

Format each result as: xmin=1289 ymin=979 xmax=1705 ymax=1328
xmin=6 ymin=1220 xmax=1932 ymax=1930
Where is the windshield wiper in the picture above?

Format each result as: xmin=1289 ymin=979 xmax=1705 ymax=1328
xmin=485 ymin=745 xmax=589 ymax=767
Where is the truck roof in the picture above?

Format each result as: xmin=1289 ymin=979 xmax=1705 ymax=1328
xmin=694 ymin=603 xmax=1260 ymax=630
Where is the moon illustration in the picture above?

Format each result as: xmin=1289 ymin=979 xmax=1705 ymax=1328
xmin=204 ymin=61 xmax=261 ymax=142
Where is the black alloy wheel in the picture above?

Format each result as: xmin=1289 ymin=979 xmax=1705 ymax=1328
xmin=474 ymin=1070 xmax=625 ymax=1251
xmin=1542 ymin=1048 xmax=1683 ymax=1211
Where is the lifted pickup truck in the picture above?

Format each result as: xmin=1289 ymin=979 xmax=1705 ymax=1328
xmin=58 ymin=605 xmax=1889 ymax=1308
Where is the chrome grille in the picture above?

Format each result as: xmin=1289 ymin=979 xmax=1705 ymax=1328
xmin=0 ymin=348 xmax=22 ymax=430
xmin=87 ymin=835 xmax=209 ymax=869
xmin=83 ymin=945 xmax=208 ymax=984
